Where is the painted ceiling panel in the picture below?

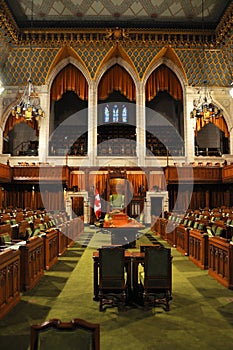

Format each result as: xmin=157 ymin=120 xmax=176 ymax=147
xmin=3 ymin=0 xmax=232 ymax=29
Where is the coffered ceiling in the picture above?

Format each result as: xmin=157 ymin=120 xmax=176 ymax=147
xmin=3 ymin=0 xmax=233 ymax=29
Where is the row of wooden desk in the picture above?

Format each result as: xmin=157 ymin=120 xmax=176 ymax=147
xmin=0 ymin=217 xmax=84 ymax=320
xmin=153 ymin=216 xmax=233 ymax=289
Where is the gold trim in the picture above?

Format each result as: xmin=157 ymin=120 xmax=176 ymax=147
xmin=145 ymin=46 xmax=187 ymax=83
xmin=96 ymin=43 xmax=138 ymax=80
xmin=45 ymin=45 xmax=86 ymax=82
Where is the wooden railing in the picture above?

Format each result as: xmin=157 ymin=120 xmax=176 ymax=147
xmin=222 ymin=163 xmax=233 ymax=182
xmin=0 ymin=163 xmax=11 ymax=182
xmin=12 ymin=165 xmax=69 ymax=184
xmin=165 ymin=165 xmax=222 ymax=184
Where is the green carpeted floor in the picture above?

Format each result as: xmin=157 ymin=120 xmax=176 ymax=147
xmin=0 ymin=226 xmax=233 ymax=349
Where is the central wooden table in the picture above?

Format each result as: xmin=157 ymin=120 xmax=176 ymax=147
xmin=103 ymin=212 xmax=145 ymax=248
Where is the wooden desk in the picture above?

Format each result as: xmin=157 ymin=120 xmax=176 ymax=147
xmin=103 ymin=214 xmax=144 ymax=248
xmin=42 ymin=229 xmax=59 ymax=270
xmin=19 ymin=236 xmax=44 ymax=291
xmin=0 ymin=248 xmax=21 ymax=320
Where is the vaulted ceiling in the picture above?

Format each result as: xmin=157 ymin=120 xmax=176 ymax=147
xmin=3 ymin=0 xmax=233 ymax=29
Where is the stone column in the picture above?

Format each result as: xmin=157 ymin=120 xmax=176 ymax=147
xmin=88 ymin=81 xmax=97 ymax=167
xmin=136 ymin=82 xmax=146 ymax=167
xmin=185 ymin=86 xmax=197 ymax=162
xmin=38 ymin=84 xmax=50 ymax=163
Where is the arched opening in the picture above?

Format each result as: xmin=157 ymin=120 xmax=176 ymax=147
xmin=49 ymin=64 xmax=88 ymax=156
xmin=3 ymin=116 xmax=39 ymax=156
xmin=195 ymin=122 xmax=229 ymax=156
xmin=145 ymin=64 xmax=184 ymax=157
xmin=97 ymin=64 xmax=136 ymax=157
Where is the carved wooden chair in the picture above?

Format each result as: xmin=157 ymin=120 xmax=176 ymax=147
xmin=30 ymin=318 xmax=100 ymax=350
xmin=139 ymin=245 xmax=172 ymax=311
xmin=110 ymin=194 xmax=125 ymax=211
xmin=98 ymin=246 xmax=127 ymax=311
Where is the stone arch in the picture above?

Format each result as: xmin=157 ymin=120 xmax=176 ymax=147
xmin=95 ymin=56 xmax=140 ymax=91
xmin=96 ymin=44 xmax=138 ymax=81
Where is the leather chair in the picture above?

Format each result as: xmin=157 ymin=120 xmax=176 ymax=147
xmin=138 ymin=245 xmax=172 ymax=311
xmin=98 ymin=246 xmax=127 ymax=311
xmin=30 ymin=318 xmax=100 ymax=350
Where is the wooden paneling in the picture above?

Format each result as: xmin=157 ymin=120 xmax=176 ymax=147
xmin=43 ymin=229 xmax=59 ymax=270
xmin=189 ymin=229 xmax=209 ymax=269
xmin=0 ymin=249 xmax=20 ymax=320
xmin=208 ymin=237 xmax=233 ymax=289
xmin=222 ymin=164 xmax=233 ymax=182
xmin=176 ymin=225 xmax=190 ymax=256
xmin=12 ymin=166 xmax=69 ymax=184
xmin=0 ymin=163 xmax=11 ymax=182
xmin=19 ymin=236 xmax=44 ymax=291
xmin=165 ymin=166 xmax=222 ymax=184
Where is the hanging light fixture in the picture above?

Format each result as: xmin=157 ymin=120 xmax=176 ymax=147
xmin=190 ymin=0 xmax=222 ymax=120
xmin=190 ymin=80 xmax=222 ymax=120
xmin=11 ymin=0 xmax=44 ymax=121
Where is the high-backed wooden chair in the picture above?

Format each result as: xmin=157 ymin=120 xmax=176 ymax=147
xmin=98 ymin=246 xmax=127 ymax=311
xmin=139 ymin=246 xmax=172 ymax=311
xmin=30 ymin=318 xmax=100 ymax=350
xmin=109 ymin=194 xmax=125 ymax=211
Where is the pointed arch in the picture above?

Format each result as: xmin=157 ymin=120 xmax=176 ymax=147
xmin=50 ymin=63 xmax=88 ymax=101
xmin=96 ymin=44 xmax=137 ymax=80
xmin=3 ymin=114 xmax=39 ymax=138
xmin=45 ymin=45 xmax=86 ymax=83
xmin=145 ymin=46 xmax=187 ymax=84
xmin=145 ymin=64 xmax=183 ymax=102
xmin=195 ymin=116 xmax=229 ymax=137
xmin=98 ymin=63 xmax=136 ymax=101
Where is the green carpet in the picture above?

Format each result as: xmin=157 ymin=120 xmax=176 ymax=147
xmin=0 ymin=226 xmax=233 ymax=349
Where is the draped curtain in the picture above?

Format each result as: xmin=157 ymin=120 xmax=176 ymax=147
xmin=149 ymin=173 xmax=167 ymax=191
xmin=146 ymin=64 xmax=183 ymax=102
xmin=195 ymin=117 xmax=229 ymax=137
xmin=126 ymin=173 xmax=147 ymax=196
xmin=70 ymin=173 xmax=86 ymax=191
xmin=98 ymin=64 xmax=136 ymax=101
xmin=4 ymin=115 xmax=39 ymax=137
xmin=51 ymin=64 xmax=88 ymax=101
xmin=89 ymin=172 xmax=108 ymax=196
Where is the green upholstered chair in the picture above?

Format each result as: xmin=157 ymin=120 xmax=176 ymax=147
xmin=110 ymin=194 xmax=125 ymax=211
xmin=0 ymin=232 xmax=11 ymax=245
xmin=139 ymin=245 xmax=172 ymax=311
xmin=98 ymin=246 xmax=127 ymax=311
xmin=30 ymin=318 xmax=100 ymax=350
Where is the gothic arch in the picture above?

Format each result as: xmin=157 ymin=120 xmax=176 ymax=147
xmin=96 ymin=44 xmax=138 ymax=81
xmin=46 ymin=57 xmax=91 ymax=94
xmin=143 ymin=57 xmax=187 ymax=96
xmin=95 ymin=57 xmax=139 ymax=92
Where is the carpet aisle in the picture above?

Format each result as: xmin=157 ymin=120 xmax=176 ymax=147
xmin=46 ymin=227 xmax=233 ymax=350
xmin=0 ymin=227 xmax=233 ymax=350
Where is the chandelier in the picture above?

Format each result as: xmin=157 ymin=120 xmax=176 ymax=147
xmin=11 ymin=0 xmax=44 ymax=121
xmin=190 ymin=0 xmax=222 ymax=121
xmin=190 ymin=81 xmax=222 ymax=120
xmin=11 ymin=78 xmax=44 ymax=120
